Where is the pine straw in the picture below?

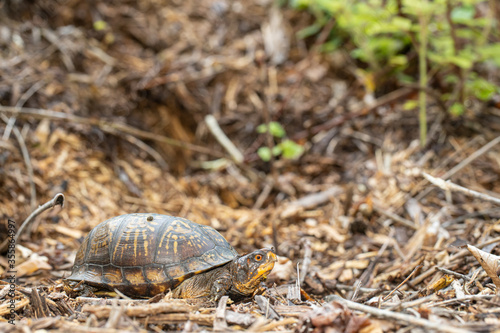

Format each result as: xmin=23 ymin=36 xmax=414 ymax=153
xmin=2 ymin=0 xmax=500 ymax=332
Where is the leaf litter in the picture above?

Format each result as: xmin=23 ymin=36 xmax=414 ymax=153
xmin=1 ymin=0 xmax=500 ymax=332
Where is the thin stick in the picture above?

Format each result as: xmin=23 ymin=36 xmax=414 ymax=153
xmin=299 ymin=238 xmax=312 ymax=286
xmin=428 ymin=294 xmax=499 ymax=308
xmin=423 ymin=172 xmax=500 ymax=205
xmin=450 ymin=236 xmax=500 ymax=262
xmin=122 ymin=134 xmax=168 ymax=170
xmin=0 ymin=106 xmax=225 ymax=158
xmin=373 ymin=204 xmax=417 ymax=230
xmin=293 ymin=87 xmax=413 ymax=141
xmin=330 ymin=295 xmax=474 ymax=333
xmin=407 ymin=236 xmax=500 ymax=288
xmin=444 ymin=136 xmax=500 ymax=180
xmin=435 ymin=267 xmax=468 ymax=280
xmin=383 ymin=264 xmax=422 ymax=301
xmin=1 ymin=114 xmax=36 ymax=210
xmin=3 ymin=80 xmax=46 ymax=140
xmin=214 ymin=296 xmax=229 ymax=332
xmin=204 ymin=115 xmax=243 ymax=163
xmin=416 ymin=135 xmax=500 ymax=201
xmin=0 ymin=193 xmax=65 ymax=251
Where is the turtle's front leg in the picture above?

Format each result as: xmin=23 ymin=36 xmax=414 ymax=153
xmin=210 ymin=274 xmax=232 ymax=301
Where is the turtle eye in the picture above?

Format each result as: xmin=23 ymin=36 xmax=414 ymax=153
xmin=254 ymin=254 xmax=263 ymax=261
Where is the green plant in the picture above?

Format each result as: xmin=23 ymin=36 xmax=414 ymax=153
xmin=257 ymin=122 xmax=304 ymax=162
xmin=291 ymin=0 xmax=500 ymax=145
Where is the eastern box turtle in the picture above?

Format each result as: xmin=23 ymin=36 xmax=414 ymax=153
xmin=65 ymin=213 xmax=276 ymax=299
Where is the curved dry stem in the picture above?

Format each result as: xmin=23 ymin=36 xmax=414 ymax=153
xmin=0 ymin=193 xmax=65 ymax=252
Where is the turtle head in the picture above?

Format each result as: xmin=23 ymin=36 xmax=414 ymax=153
xmin=231 ymin=248 xmax=277 ymax=296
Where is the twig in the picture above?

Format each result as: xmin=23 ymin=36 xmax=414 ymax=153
xmin=423 ymin=172 xmax=500 ymax=205
xmin=293 ymin=87 xmax=413 ymax=141
xmin=0 ymin=106 xmax=225 ymax=158
xmin=357 ymin=228 xmax=395 ymax=290
xmin=387 ymin=294 xmax=438 ymax=311
xmin=255 ymin=317 xmax=298 ymax=332
xmin=214 ymin=296 xmax=229 ymax=332
xmin=0 ymin=193 xmax=65 ymax=251
xmin=204 ymin=115 xmax=243 ymax=163
xmin=373 ymin=204 xmax=417 ymax=230
xmin=416 ymin=135 xmax=500 ymax=201
xmin=253 ymin=180 xmax=274 ymax=210
xmin=287 ymin=264 xmax=301 ymax=301
xmin=435 ymin=266 xmax=468 ymax=280
xmin=450 ymin=236 xmax=500 ymax=262
xmin=330 ymin=295 xmax=475 ymax=333
xmin=3 ymin=80 xmax=46 ymax=140
xmin=429 ymin=294 xmax=499 ymax=308
xmin=122 ymin=134 xmax=168 ymax=170
xmin=300 ymin=238 xmax=312 ymax=286
xmin=104 ymin=301 xmax=124 ymax=329
xmin=408 ymin=236 xmax=500 ymax=287
xmin=255 ymin=295 xmax=280 ymax=320
xmin=82 ymin=301 xmax=193 ymax=318
xmin=350 ymin=280 xmax=362 ymax=301
xmin=443 ymin=207 xmax=500 ymax=228
xmin=0 ymin=114 xmax=37 ymax=211
xmin=383 ymin=264 xmax=422 ymax=301
xmin=76 ymin=297 xmax=148 ymax=305
xmin=0 ymin=298 xmax=30 ymax=316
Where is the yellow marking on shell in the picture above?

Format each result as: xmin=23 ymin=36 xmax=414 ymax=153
xmin=113 ymin=235 xmax=119 ymax=261
xmin=164 ymin=233 xmax=171 ymax=252
xmin=143 ymin=230 xmax=148 ymax=258
xmin=174 ymin=241 xmax=178 ymax=254
xmin=134 ymin=229 xmax=138 ymax=259
xmin=177 ymin=275 xmax=186 ymax=283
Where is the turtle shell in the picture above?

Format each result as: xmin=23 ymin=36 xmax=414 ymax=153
xmin=66 ymin=213 xmax=238 ymax=297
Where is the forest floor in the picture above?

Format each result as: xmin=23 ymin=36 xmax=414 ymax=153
xmin=1 ymin=0 xmax=500 ymax=332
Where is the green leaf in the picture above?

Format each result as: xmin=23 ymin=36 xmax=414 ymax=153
xmin=451 ymin=6 xmax=475 ymax=22
xmin=392 ymin=17 xmax=412 ymax=31
xmin=449 ymin=103 xmax=465 ymax=116
xmin=297 ymin=24 xmax=323 ymax=40
xmin=257 ymin=147 xmax=272 ymax=162
xmin=268 ymin=122 xmax=286 ymax=138
xmin=403 ymin=100 xmax=418 ymax=110
xmin=448 ymin=55 xmax=473 ymax=69
xmin=468 ymin=77 xmax=498 ymax=101
xmin=256 ymin=124 xmax=268 ymax=134
xmin=272 ymin=146 xmax=282 ymax=156
xmin=280 ymin=140 xmax=304 ymax=159
xmin=290 ymin=0 xmax=311 ymax=10
xmin=478 ymin=44 xmax=500 ymax=66
xmin=389 ymin=55 xmax=408 ymax=67
xmin=93 ymin=20 xmax=108 ymax=31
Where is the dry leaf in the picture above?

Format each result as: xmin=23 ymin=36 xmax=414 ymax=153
xmin=269 ymin=256 xmax=294 ymax=281
xmin=467 ymin=244 xmax=500 ymax=290
xmin=16 ymin=255 xmax=53 ymax=278
xmin=451 ymin=279 xmax=465 ymax=298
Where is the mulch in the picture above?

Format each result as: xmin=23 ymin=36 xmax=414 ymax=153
xmin=1 ymin=0 xmax=500 ymax=332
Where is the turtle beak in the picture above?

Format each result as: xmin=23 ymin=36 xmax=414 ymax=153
xmin=268 ymin=250 xmax=277 ymax=263
xmin=256 ymin=249 xmax=277 ymax=277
